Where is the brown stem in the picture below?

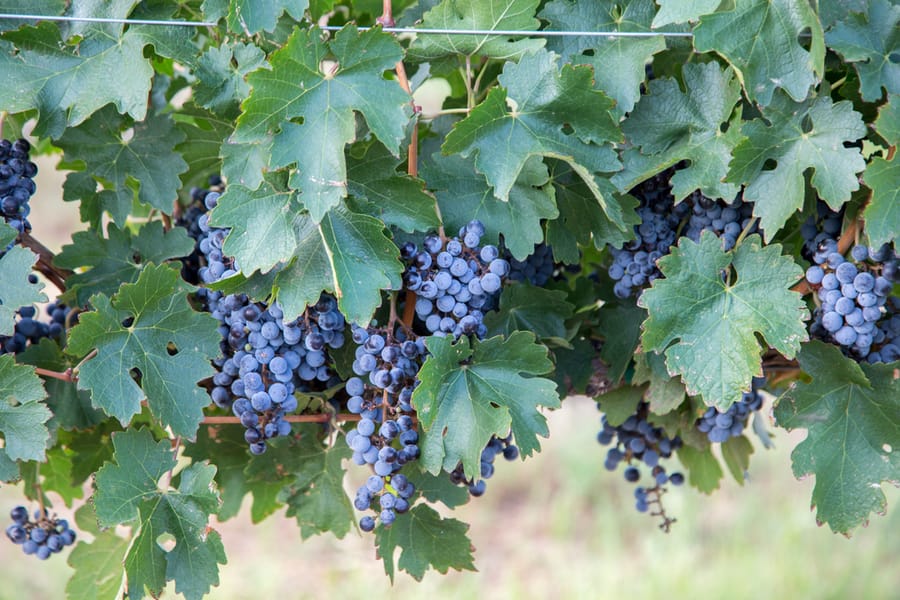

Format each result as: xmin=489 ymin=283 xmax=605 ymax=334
xmin=19 ymin=233 xmax=72 ymax=292
xmin=377 ymin=0 xmax=395 ymax=26
xmin=402 ymin=290 xmax=417 ymax=328
xmin=33 ymin=367 xmax=76 ymax=382
xmin=203 ymin=413 xmax=363 ymax=424
xmin=836 ymin=218 xmax=861 ymax=255
xmin=161 ymin=213 xmax=172 ymax=232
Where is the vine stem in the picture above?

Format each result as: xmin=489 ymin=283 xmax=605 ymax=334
xmin=20 ymin=233 xmax=72 ymax=292
xmin=33 ymin=367 xmax=76 ymax=382
xmin=202 ymin=413 xmax=366 ymax=424
xmin=163 ymin=436 xmax=182 ymax=489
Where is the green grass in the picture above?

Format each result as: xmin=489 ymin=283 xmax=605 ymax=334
xmin=2 ymin=397 xmax=898 ymax=600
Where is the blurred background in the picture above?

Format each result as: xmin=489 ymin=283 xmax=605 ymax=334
xmin=1 ymin=156 xmax=898 ymax=600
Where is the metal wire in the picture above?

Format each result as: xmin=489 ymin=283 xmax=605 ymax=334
xmin=0 ymin=13 xmax=694 ymax=37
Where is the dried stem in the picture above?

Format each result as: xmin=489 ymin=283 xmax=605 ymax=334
xmin=19 ymin=233 xmax=72 ymax=292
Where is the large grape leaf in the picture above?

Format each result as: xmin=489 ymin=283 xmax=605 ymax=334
xmin=826 ymin=0 xmax=900 ymax=101
xmin=540 ymin=0 xmax=666 ymax=116
xmin=94 ymin=429 xmax=224 ymax=600
xmin=874 ymin=94 xmax=900 ymax=145
xmin=56 ymin=107 xmax=189 ymax=226
xmin=55 ymin=222 xmax=194 ymax=307
xmin=407 ymin=0 xmax=544 ymax=61
xmin=176 ymin=106 xmax=233 ymax=193
xmin=202 ymin=0 xmax=308 ymax=34
xmin=596 ymin=304 xmax=645 ymax=386
xmin=183 ymin=426 xmax=254 ymax=521
xmin=375 ymin=504 xmax=475 ymax=582
xmin=545 ymin=160 xmax=639 ymax=264
xmin=677 ymin=444 xmax=724 ymax=493
xmin=0 ymin=245 xmax=46 ymax=336
xmin=727 ymin=91 xmax=867 ymax=239
xmin=0 ymin=354 xmax=50 ymax=463
xmin=775 ymin=342 xmax=900 ymax=534
xmin=613 ymin=62 xmax=744 ymax=201
xmin=864 ymin=155 xmax=899 ymax=248
xmin=413 ymin=332 xmax=559 ymax=479
xmin=423 ymin=153 xmax=557 ymax=260
xmin=0 ymin=1 xmax=66 ymax=31
xmin=66 ymin=529 xmax=129 ymax=600
xmin=639 ymin=232 xmax=808 ymax=409
xmin=443 ymin=49 xmax=624 ymax=227
xmin=233 ymin=25 xmax=411 ymax=222
xmin=484 ymin=283 xmax=574 ymax=342
xmin=66 ymin=264 xmax=221 ymax=438
xmin=652 ymin=0 xmax=721 ymax=26
xmin=693 ymin=0 xmax=825 ymax=106
xmin=194 ymin=42 xmax=266 ymax=117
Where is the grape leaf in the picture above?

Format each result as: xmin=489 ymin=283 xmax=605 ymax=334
xmin=234 ymin=25 xmax=411 ymax=222
xmin=596 ymin=386 xmax=644 ymax=426
xmin=220 ymin=137 xmax=270 ymax=190
xmin=639 ymin=232 xmax=809 ymax=409
xmin=38 ymin=447 xmax=85 ymax=506
xmin=407 ymin=0 xmax=545 ymax=61
xmin=56 ymin=107 xmax=189 ymax=226
xmin=375 ymin=504 xmax=475 ymax=582
xmin=0 ymin=245 xmax=46 ymax=336
xmin=863 ymin=155 xmax=899 ymax=248
xmin=693 ymin=0 xmax=825 ymax=106
xmin=95 ymin=429 xmax=224 ymax=600
xmin=442 ymin=49 xmax=625 ymax=227
xmin=613 ymin=62 xmax=744 ymax=201
xmin=727 ymin=91 xmax=867 ymax=239
xmin=596 ymin=304 xmax=645 ymax=386
xmin=346 ymin=143 xmax=440 ymax=233
xmin=545 ymin=160 xmax=639 ymax=265
xmin=774 ymin=341 xmax=900 ymax=534
xmin=632 ymin=351 xmax=687 ymax=415
xmin=217 ymin=0 xmax=308 ymax=34
xmin=0 ymin=354 xmax=50 ymax=462
xmin=874 ymin=94 xmax=900 ymax=145
xmin=826 ymin=0 xmax=900 ymax=101
xmin=0 ymin=1 xmax=66 ymax=32
xmin=194 ymin=42 xmax=266 ymax=117
xmin=652 ymin=0 xmax=722 ymax=26
xmin=414 ymin=332 xmax=559 ymax=479
xmin=677 ymin=444 xmax=723 ymax=493
xmin=721 ymin=434 xmax=754 ymax=484
xmin=55 ymin=222 xmax=194 ymax=307
xmin=66 ymin=264 xmax=221 ymax=438
xmin=423 ymin=153 xmax=558 ymax=260
xmin=818 ymin=0 xmax=868 ymax=28
xmin=184 ymin=426 xmax=253 ymax=521
xmin=176 ymin=105 xmax=233 ymax=194
xmin=407 ymin=468 xmax=471 ymax=509
xmin=66 ymin=530 xmax=129 ymax=600
xmin=280 ymin=429 xmax=354 ymax=539
xmin=484 ymin=283 xmax=574 ymax=342
xmin=540 ymin=0 xmax=666 ymax=116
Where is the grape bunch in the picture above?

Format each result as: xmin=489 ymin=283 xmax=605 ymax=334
xmin=695 ymin=376 xmax=765 ymax=443
xmin=597 ymin=401 xmax=684 ymax=522
xmin=0 ymin=138 xmax=38 ymax=244
xmin=402 ymin=220 xmax=509 ymax=338
xmin=5 ymin=506 xmax=76 ymax=560
xmin=507 ymin=243 xmax=556 ymax=287
xmin=804 ymin=237 xmax=899 ymax=363
xmin=449 ymin=434 xmax=519 ymax=497
xmin=346 ymin=324 xmax=422 ymax=530
xmin=607 ymin=170 xmax=757 ymax=299
xmin=175 ymin=176 xmax=225 ymax=285
xmin=1 ymin=296 xmax=71 ymax=355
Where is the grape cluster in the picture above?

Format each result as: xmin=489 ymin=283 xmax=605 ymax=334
xmin=449 ymin=434 xmax=519 ymax=497
xmin=597 ymin=402 xmax=684 ymax=518
xmin=695 ymin=376 xmax=764 ymax=443
xmin=0 ymin=296 xmax=71 ymax=355
xmin=403 ymin=220 xmax=508 ymax=338
xmin=0 ymin=138 xmax=38 ymax=243
xmin=507 ymin=244 xmax=556 ymax=287
xmin=607 ymin=171 xmax=757 ymax=299
xmin=805 ymin=237 xmax=899 ymax=363
xmin=5 ymin=506 xmax=76 ymax=560
xmin=175 ymin=176 xmax=225 ymax=285
xmin=347 ymin=325 xmax=422 ymax=530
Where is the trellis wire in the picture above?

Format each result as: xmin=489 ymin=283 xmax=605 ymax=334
xmin=0 ymin=13 xmax=695 ymax=37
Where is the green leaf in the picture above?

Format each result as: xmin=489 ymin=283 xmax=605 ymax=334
xmin=176 ymin=106 xmax=233 ymax=193
xmin=484 ymin=283 xmax=574 ymax=342
xmin=346 ymin=143 xmax=440 ymax=233
xmin=874 ymin=94 xmax=900 ymax=144
xmin=183 ymin=426 xmax=252 ymax=521
xmin=424 ymin=153 xmax=558 ymax=260
xmin=545 ymin=160 xmax=639 ymax=264
xmin=826 ymin=0 xmax=900 ymax=101
xmin=727 ymin=91 xmax=867 ymax=240
xmin=0 ymin=354 xmax=50 ymax=462
xmin=596 ymin=304 xmax=645 ymax=386
xmin=632 ymin=351 xmax=687 ymax=415
xmin=540 ymin=0 xmax=666 ymax=116
xmin=220 ymin=137 xmax=270 ymax=190
xmin=677 ymin=443 xmax=723 ymax=493
xmin=652 ymin=0 xmax=721 ymax=26
xmin=694 ymin=0 xmax=825 ymax=106
xmin=0 ymin=1 xmax=66 ymax=32
xmin=0 ymin=245 xmax=46 ymax=335
xmin=639 ymin=232 xmax=809 ymax=409
xmin=66 ymin=530 xmax=129 ymax=600
xmin=375 ymin=504 xmax=475 ymax=582
xmin=280 ymin=429 xmax=354 ymax=539
xmin=39 ymin=447 xmax=85 ymax=506
xmin=408 ymin=0 xmax=545 ymax=61
xmin=234 ymin=26 xmax=411 ymax=222
xmin=413 ymin=332 xmax=559 ymax=479
xmin=194 ymin=42 xmax=266 ymax=117
xmin=613 ymin=62 xmax=744 ymax=201
xmin=221 ymin=0 xmax=308 ymax=34
xmin=774 ymin=341 xmax=900 ymax=534
xmin=863 ymin=154 xmax=899 ymax=248
xmin=56 ymin=107 xmax=189 ymax=226
xmin=721 ymin=434 xmax=754 ymax=484
xmin=407 ymin=468 xmax=472 ymax=509
xmin=596 ymin=386 xmax=645 ymax=426
xmin=66 ymin=264 xmax=221 ymax=438
xmin=442 ymin=49 xmax=624 ymax=227
xmin=55 ymin=222 xmax=194 ymax=306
